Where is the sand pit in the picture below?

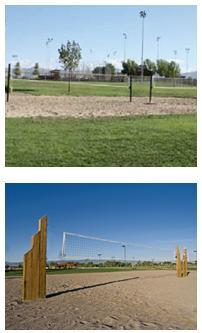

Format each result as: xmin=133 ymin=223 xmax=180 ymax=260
xmin=5 ymin=270 xmax=196 ymax=330
xmin=6 ymin=94 xmax=196 ymax=118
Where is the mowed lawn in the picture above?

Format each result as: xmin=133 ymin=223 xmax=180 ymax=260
xmin=6 ymin=114 xmax=196 ymax=167
xmin=11 ymin=79 xmax=197 ymax=98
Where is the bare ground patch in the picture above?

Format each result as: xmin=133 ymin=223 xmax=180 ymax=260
xmin=5 ymin=270 xmax=196 ymax=330
xmin=6 ymin=94 xmax=196 ymax=118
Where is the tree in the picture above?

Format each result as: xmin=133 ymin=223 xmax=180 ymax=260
xmin=58 ymin=40 xmax=82 ymax=92
xmin=32 ymin=63 xmax=40 ymax=77
xmin=122 ymin=59 xmax=139 ymax=76
xmin=92 ymin=66 xmax=104 ymax=74
xmin=156 ymin=59 xmax=170 ymax=77
xmin=167 ymin=61 xmax=181 ymax=78
xmin=144 ymin=59 xmax=156 ymax=75
xmin=92 ymin=63 xmax=115 ymax=75
xmin=104 ymin=63 xmax=115 ymax=75
xmin=156 ymin=59 xmax=181 ymax=78
xmin=13 ymin=62 xmax=21 ymax=78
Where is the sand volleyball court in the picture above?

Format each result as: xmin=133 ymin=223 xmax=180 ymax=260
xmin=6 ymin=94 xmax=196 ymax=118
xmin=5 ymin=270 xmax=196 ymax=330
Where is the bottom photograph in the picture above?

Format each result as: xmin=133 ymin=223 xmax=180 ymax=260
xmin=5 ymin=183 xmax=197 ymax=330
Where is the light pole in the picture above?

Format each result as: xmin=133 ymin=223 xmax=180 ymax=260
xmin=139 ymin=10 xmax=146 ymax=82
xmin=98 ymin=253 xmax=102 ymax=265
xmin=123 ymin=33 xmax=127 ymax=62
xmin=45 ymin=37 xmax=53 ymax=79
xmin=122 ymin=245 xmax=126 ymax=261
xmin=11 ymin=54 xmax=18 ymax=79
xmin=156 ymin=36 xmax=161 ymax=61
xmin=89 ymin=49 xmax=93 ymax=72
xmin=193 ymin=250 xmax=197 ymax=265
xmin=173 ymin=50 xmax=177 ymax=62
xmin=185 ymin=48 xmax=190 ymax=73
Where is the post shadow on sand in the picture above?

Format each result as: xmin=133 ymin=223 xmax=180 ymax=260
xmin=46 ymin=276 xmax=140 ymax=299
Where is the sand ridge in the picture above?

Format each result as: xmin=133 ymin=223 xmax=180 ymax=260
xmin=5 ymin=270 xmax=197 ymax=330
xmin=6 ymin=94 xmax=196 ymax=118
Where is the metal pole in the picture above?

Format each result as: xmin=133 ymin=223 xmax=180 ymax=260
xmin=156 ymin=36 xmax=161 ymax=61
xmin=185 ymin=48 xmax=190 ymax=73
xmin=140 ymin=11 xmax=146 ymax=83
xmin=141 ymin=18 xmax=144 ymax=81
xmin=98 ymin=254 xmax=102 ymax=265
xmin=45 ymin=38 xmax=53 ymax=80
xmin=6 ymin=63 xmax=11 ymax=102
xmin=123 ymin=33 xmax=127 ymax=62
xmin=122 ymin=245 xmax=126 ymax=261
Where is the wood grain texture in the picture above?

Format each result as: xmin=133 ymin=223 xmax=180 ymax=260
xmin=23 ymin=216 xmax=47 ymax=300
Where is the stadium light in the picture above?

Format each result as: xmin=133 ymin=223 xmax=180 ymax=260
xmin=123 ymin=33 xmax=127 ymax=62
xmin=139 ymin=10 xmax=146 ymax=82
xmin=156 ymin=36 xmax=161 ymax=61
xmin=122 ymin=245 xmax=126 ymax=261
xmin=98 ymin=253 xmax=102 ymax=265
xmin=185 ymin=48 xmax=190 ymax=73
xmin=173 ymin=50 xmax=177 ymax=62
xmin=45 ymin=37 xmax=53 ymax=79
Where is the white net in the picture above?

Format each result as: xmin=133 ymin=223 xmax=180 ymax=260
xmin=61 ymin=232 xmax=173 ymax=262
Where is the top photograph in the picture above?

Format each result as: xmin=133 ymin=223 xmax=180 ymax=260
xmin=5 ymin=5 xmax=197 ymax=167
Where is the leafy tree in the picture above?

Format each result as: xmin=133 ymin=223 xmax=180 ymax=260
xmin=32 ymin=63 xmax=40 ymax=77
xmin=13 ymin=62 xmax=21 ymax=77
xmin=92 ymin=63 xmax=115 ymax=75
xmin=58 ymin=40 xmax=82 ymax=92
xmin=92 ymin=66 xmax=104 ymax=74
xmin=156 ymin=59 xmax=170 ymax=77
xmin=167 ymin=61 xmax=181 ymax=78
xmin=144 ymin=59 xmax=156 ymax=75
xmin=156 ymin=59 xmax=181 ymax=78
xmin=122 ymin=59 xmax=139 ymax=76
xmin=104 ymin=63 xmax=115 ymax=75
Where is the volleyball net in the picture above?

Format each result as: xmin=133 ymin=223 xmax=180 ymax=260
xmin=61 ymin=232 xmax=174 ymax=263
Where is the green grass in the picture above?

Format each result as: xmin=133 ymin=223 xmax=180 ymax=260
xmin=5 ymin=267 xmax=133 ymax=277
xmin=6 ymin=114 xmax=196 ymax=167
xmin=11 ymin=79 xmax=197 ymax=98
xmin=5 ymin=264 xmax=197 ymax=277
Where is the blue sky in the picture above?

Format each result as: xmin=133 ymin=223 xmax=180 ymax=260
xmin=5 ymin=5 xmax=197 ymax=72
xmin=5 ymin=184 xmax=197 ymax=262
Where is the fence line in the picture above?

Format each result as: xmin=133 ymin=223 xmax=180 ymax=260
xmin=5 ymin=65 xmax=197 ymax=86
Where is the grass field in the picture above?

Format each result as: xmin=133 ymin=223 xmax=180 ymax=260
xmin=6 ymin=114 xmax=197 ymax=167
xmin=5 ymin=263 xmax=197 ymax=277
xmin=11 ymin=79 xmax=197 ymax=98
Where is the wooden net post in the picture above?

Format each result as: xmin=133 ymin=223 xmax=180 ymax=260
xmin=182 ymin=248 xmax=188 ymax=277
xmin=6 ymin=64 xmax=11 ymax=102
xmin=129 ymin=75 xmax=133 ymax=102
xmin=176 ymin=245 xmax=182 ymax=277
xmin=23 ymin=216 xmax=47 ymax=300
xmin=149 ymin=73 xmax=153 ymax=103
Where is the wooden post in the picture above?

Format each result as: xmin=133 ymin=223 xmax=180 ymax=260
xmin=6 ymin=64 xmax=11 ymax=102
xmin=176 ymin=245 xmax=182 ymax=277
xmin=182 ymin=248 xmax=188 ymax=277
xmin=129 ymin=75 xmax=132 ymax=102
xmin=149 ymin=74 xmax=153 ymax=103
xmin=23 ymin=216 xmax=47 ymax=300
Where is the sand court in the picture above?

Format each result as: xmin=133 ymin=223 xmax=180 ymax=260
xmin=5 ymin=270 xmax=197 ymax=330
